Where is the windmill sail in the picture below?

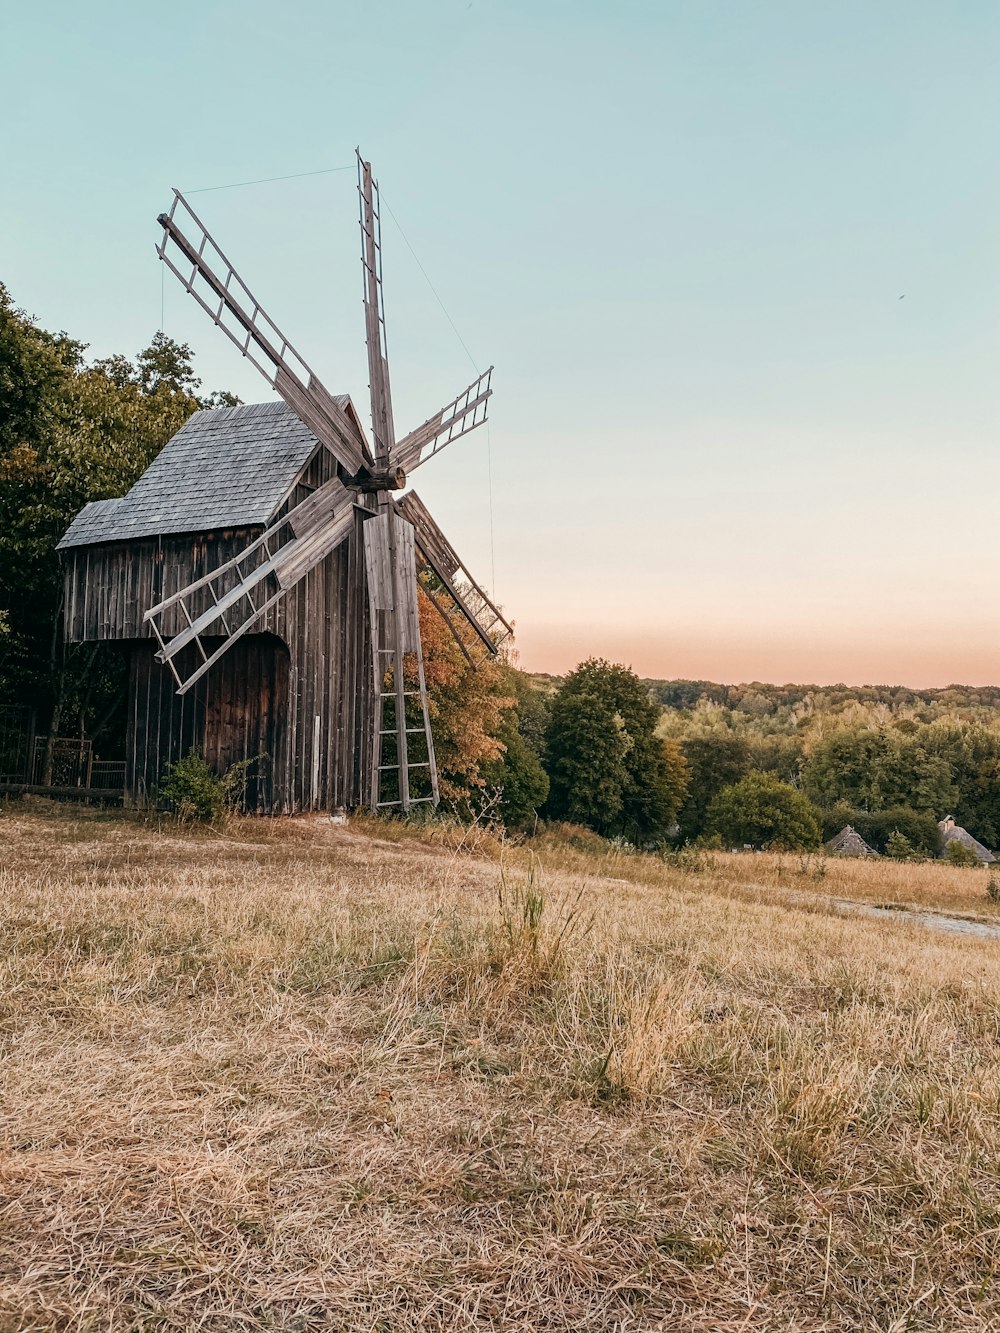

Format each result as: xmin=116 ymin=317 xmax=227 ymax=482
xmin=398 ymin=491 xmax=512 ymax=665
xmin=393 ymin=368 xmax=493 ymax=475
xmin=157 ymin=190 xmax=371 ymax=478
xmin=357 ymin=152 xmax=396 ymax=464
xmin=145 ymin=482 xmax=356 ymax=694
xmin=356 ymin=152 xmax=440 ymax=811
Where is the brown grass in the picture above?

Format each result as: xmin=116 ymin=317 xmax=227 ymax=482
xmin=2 ymin=800 xmax=1000 ymax=1330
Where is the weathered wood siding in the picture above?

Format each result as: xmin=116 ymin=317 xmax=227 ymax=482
xmin=62 ymin=446 xmax=374 ymax=812
xmin=127 ymin=635 xmax=289 ymax=812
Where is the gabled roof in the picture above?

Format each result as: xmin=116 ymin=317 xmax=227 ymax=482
xmin=824 ymin=825 xmax=876 ymax=857
xmin=57 ymin=400 xmax=349 ymax=549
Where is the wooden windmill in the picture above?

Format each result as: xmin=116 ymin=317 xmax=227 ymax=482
xmin=145 ymin=150 xmax=511 ymax=811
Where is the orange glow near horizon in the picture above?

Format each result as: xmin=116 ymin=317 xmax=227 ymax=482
xmin=513 ymin=620 xmax=1000 ymax=690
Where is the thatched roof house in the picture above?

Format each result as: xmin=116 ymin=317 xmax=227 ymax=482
xmin=824 ymin=825 xmax=876 ymax=857
xmin=938 ymin=816 xmax=996 ymax=864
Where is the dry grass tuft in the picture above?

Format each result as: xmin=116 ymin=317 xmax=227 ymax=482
xmin=2 ymin=800 xmax=1000 ymax=1329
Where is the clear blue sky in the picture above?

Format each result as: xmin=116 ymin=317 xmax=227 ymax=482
xmin=5 ymin=1 xmax=999 ymax=685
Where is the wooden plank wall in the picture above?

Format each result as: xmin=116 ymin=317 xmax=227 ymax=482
xmin=64 ymin=444 xmax=375 ymax=813
xmin=127 ymin=635 xmax=288 ymax=812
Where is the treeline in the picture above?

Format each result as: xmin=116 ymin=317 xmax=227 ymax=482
xmin=656 ymin=688 xmax=1000 ymax=855
xmin=516 ymin=674 xmax=1000 ymax=855
xmin=648 ymin=678 xmax=1000 ymax=720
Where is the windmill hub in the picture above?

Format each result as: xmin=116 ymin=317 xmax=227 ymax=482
xmin=350 ymin=465 xmax=407 ymax=493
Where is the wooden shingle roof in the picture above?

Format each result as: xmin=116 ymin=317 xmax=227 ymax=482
xmin=57 ymin=400 xmax=344 ymax=549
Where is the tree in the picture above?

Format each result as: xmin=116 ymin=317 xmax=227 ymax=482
xmin=677 ymin=733 xmax=751 ymax=841
xmin=506 ymin=667 xmax=550 ymax=764
xmin=659 ymin=739 xmax=690 ymax=833
xmin=412 ymin=590 xmax=516 ymax=812
xmin=480 ymin=715 xmax=550 ymax=828
xmin=0 ymin=282 xmax=236 ymax=754
xmin=802 ymin=726 xmax=956 ymax=815
xmin=545 ymin=687 xmax=629 ymax=833
xmin=476 ymin=665 xmax=550 ymax=827
xmin=545 ymin=659 xmax=682 ymax=840
xmin=885 ymin=830 xmax=920 ymax=861
xmin=749 ymin=734 xmax=804 ymax=785
xmin=705 ymin=771 xmax=822 ymax=851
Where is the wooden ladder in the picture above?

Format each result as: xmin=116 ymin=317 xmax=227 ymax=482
xmin=371 ymin=642 xmax=439 ymax=812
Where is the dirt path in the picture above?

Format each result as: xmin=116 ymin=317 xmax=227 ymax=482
xmin=831 ymin=896 xmax=1000 ymax=940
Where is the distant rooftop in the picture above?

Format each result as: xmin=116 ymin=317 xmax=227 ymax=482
xmin=824 ymin=824 xmax=876 ymax=857
xmin=938 ymin=816 xmax=996 ymax=864
xmin=57 ymin=400 xmax=344 ymax=549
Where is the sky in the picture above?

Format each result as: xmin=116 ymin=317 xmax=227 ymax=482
xmin=4 ymin=1 xmax=999 ymax=687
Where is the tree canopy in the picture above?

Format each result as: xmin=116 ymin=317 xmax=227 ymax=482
xmin=0 ymin=283 xmax=237 ymax=747
xmin=545 ymin=658 xmax=686 ymax=840
xmin=705 ymin=771 xmax=822 ymax=851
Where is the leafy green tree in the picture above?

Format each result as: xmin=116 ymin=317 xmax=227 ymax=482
xmin=677 ymin=733 xmax=751 ymax=840
xmin=885 ymin=830 xmax=919 ymax=861
xmin=477 ymin=667 xmax=550 ymax=827
xmin=480 ymin=718 xmax=550 ymax=828
xmin=545 ymin=686 xmax=629 ymax=833
xmin=504 ymin=666 xmax=550 ymax=763
xmin=545 ymin=659 xmax=682 ymax=840
xmin=705 ymin=771 xmax=822 ymax=850
xmin=803 ymin=726 xmax=956 ymax=815
xmin=749 ymin=734 xmax=804 ymax=785
xmin=0 ymin=282 xmax=236 ymax=752
xmin=659 ymin=739 xmax=690 ymax=833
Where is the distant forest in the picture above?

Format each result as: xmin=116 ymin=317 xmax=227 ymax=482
xmin=528 ymin=674 xmax=1000 ymax=718
xmin=526 ymin=673 xmax=1000 ymax=854
xmin=646 ymin=679 xmax=1000 ymax=716
xmin=649 ymin=677 xmax=1000 ymax=854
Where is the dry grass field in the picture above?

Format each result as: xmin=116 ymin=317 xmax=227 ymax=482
xmin=3 ymin=802 xmax=1000 ymax=1331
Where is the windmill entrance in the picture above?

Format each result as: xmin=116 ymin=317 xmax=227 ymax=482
xmin=58 ymin=152 xmax=511 ymax=815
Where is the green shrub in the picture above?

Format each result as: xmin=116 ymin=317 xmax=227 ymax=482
xmin=704 ymin=771 xmax=821 ymax=851
xmin=158 ymin=750 xmax=259 ymax=822
xmin=944 ymin=839 xmax=982 ymax=868
xmin=885 ymin=830 xmax=920 ymax=861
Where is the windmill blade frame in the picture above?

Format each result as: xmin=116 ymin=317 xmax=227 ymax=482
xmin=144 ymin=478 xmax=357 ymax=695
xmin=398 ymin=490 xmax=512 ymax=665
xmin=392 ymin=367 xmax=493 ymax=475
xmin=357 ymin=152 xmax=396 ymax=465
xmin=157 ymin=189 xmax=372 ymax=478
